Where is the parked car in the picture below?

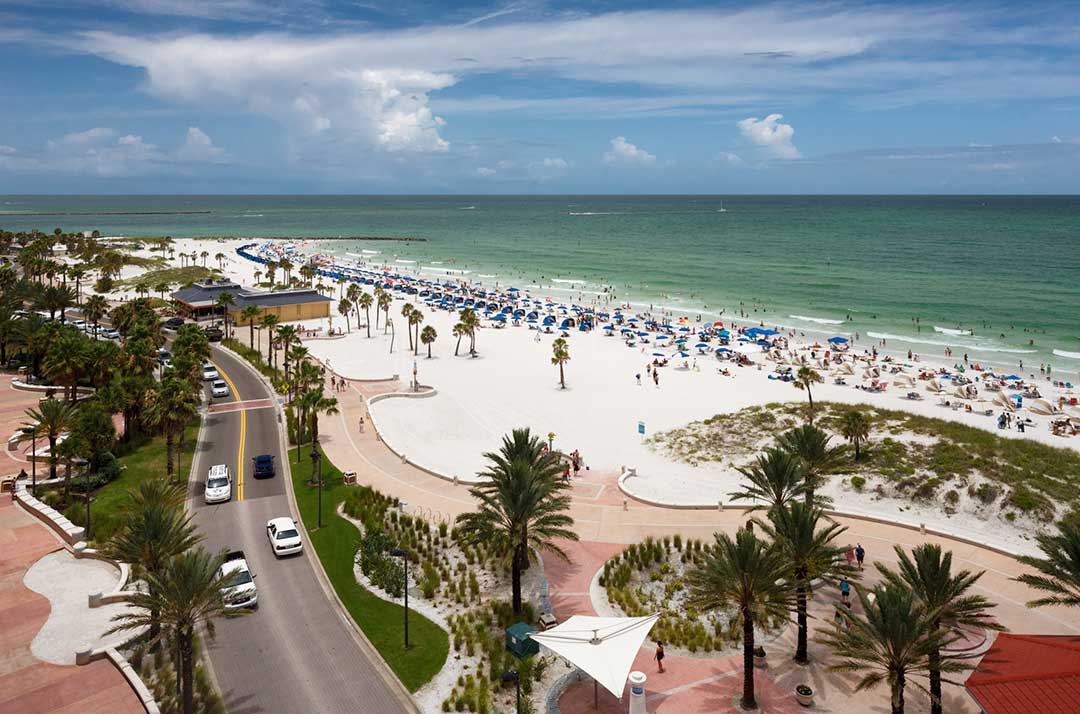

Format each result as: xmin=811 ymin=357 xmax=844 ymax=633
xmin=100 ymin=328 xmax=121 ymax=340
xmin=158 ymin=348 xmax=172 ymax=364
xmin=202 ymin=363 xmax=219 ymax=381
xmin=253 ymin=454 xmax=275 ymax=479
xmin=219 ymin=551 xmax=257 ymax=609
xmin=266 ymin=517 xmax=303 ymax=557
xmin=204 ymin=464 xmax=231 ymax=504
xmin=210 ymin=379 xmax=230 ymax=398
xmin=164 ymin=317 xmax=185 ymax=330
xmin=204 ymin=326 xmax=224 ymax=342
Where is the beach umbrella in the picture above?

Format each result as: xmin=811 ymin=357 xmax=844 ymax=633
xmin=679 ymin=326 xmax=691 ymax=332
xmin=828 ymin=336 xmax=848 ymax=344
xmin=716 ymin=329 xmax=730 ymax=337
xmin=695 ymin=342 xmax=709 ymax=348
xmin=620 ymin=328 xmax=633 ymax=333
xmin=652 ymin=352 xmax=666 ymax=357
xmin=637 ymin=331 xmax=649 ymax=337
xmin=673 ymin=351 xmax=690 ymax=358
xmin=715 ymin=347 xmax=731 ymax=353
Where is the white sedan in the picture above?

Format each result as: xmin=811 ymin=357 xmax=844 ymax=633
xmin=202 ymin=364 xmax=220 ymax=381
xmin=266 ymin=517 xmax=303 ymax=557
xmin=210 ymin=379 xmax=230 ymax=398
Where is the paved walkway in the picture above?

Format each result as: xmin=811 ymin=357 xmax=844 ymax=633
xmin=312 ymin=375 xmax=1080 ymax=712
xmin=0 ymin=498 xmax=143 ymax=714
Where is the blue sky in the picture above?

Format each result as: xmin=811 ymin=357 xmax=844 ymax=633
xmin=1 ymin=0 xmax=1078 ymax=193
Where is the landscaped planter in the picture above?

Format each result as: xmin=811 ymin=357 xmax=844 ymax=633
xmin=795 ymin=684 xmax=814 ymax=707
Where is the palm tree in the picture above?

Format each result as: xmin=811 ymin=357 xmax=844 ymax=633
xmin=43 ymin=334 xmax=86 ymax=402
xmin=729 ymin=447 xmax=809 ymax=514
xmin=200 ymin=250 xmax=209 ymax=267
xmin=82 ymin=294 xmax=109 ymax=339
xmin=25 ymin=398 xmax=77 ymax=484
xmin=103 ymin=502 xmax=201 ymax=648
xmin=276 ymin=324 xmax=300 ymax=379
xmin=841 ymin=410 xmax=871 ymax=460
xmin=794 ymin=366 xmax=824 ymax=422
xmin=378 ymin=291 xmax=392 ymax=334
xmin=240 ymin=305 xmax=262 ymax=349
xmin=214 ymin=292 xmax=235 ymax=339
xmin=1014 ymin=521 xmax=1080 ymax=607
xmin=455 ymin=428 xmax=578 ymax=614
xmin=338 ymin=299 xmax=352 ymax=332
xmin=373 ymin=286 xmax=384 ymax=330
xmin=146 ymin=377 xmax=199 ymax=482
xmin=757 ymin=502 xmax=851 ymax=664
xmin=215 ymin=252 xmax=226 ymax=270
xmin=687 ymin=530 xmax=791 ymax=710
xmin=358 ymin=292 xmax=374 ymax=337
xmin=880 ymin=544 xmax=1003 ymax=714
xmin=819 ymin=583 xmax=964 ymax=714
xmin=260 ymin=313 xmax=280 ymax=368
xmin=777 ymin=423 xmax=847 ymax=506
xmin=154 ymin=281 xmax=171 ymax=300
xmin=302 ymin=387 xmax=339 ymax=449
xmin=109 ymin=548 xmax=245 ymax=714
xmin=453 ymin=322 xmax=466 ymax=356
xmin=459 ymin=307 xmax=479 ymax=354
xmin=551 ymin=337 xmax=570 ymax=388
xmin=420 ymin=325 xmax=437 ymax=358
xmin=400 ymin=303 xmax=415 ymax=350
xmin=409 ymin=310 xmax=424 ymax=356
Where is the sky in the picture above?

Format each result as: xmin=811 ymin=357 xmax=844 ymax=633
xmin=0 ymin=0 xmax=1079 ymax=194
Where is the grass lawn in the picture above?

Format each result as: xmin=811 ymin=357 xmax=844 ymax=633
xmin=65 ymin=422 xmax=201 ymax=544
xmin=289 ymin=441 xmax=449 ymax=692
xmin=119 ymin=264 xmax=217 ymax=288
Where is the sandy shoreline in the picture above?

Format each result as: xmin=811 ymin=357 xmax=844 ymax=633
xmin=117 ymin=237 xmax=1080 ymax=555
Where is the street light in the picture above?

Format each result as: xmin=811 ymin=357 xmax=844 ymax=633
xmin=310 ymin=446 xmax=322 ymax=529
xmin=74 ymin=458 xmax=91 ymax=541
xmin=390 ymin=547 xmax=409 ymax=649
xmin=501 ymin=670 xmax=521 ymax=714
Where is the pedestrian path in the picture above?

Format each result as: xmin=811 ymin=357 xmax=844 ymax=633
xmin=0 ymin=499 xmax=143 ymax=714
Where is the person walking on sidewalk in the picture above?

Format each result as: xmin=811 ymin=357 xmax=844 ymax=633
xmin=655 ymin=642 xmax=665 ymax=673
xmin=855 ymin=543 xmax=866 ymax=570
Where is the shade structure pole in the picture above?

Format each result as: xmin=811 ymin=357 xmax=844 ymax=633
xmin=594 ymin=679 xmax=598 ymax=711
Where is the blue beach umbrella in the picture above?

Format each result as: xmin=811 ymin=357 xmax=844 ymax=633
xmin=652 ymin=352 xmax=666 ymax=357
xmin=828 ymin=336 xmax=849 ymax=344
xmin=673 ymin=351 xmax=690 ymax=358
xmin=695 ymin=342 xmax=709 ymax=348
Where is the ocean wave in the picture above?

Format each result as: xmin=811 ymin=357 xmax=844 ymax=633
xmin=551 ymin=278 xmax=586 ymax=285
xmin=396 ymin=259 xmax=416 ymax=264
xmin=240 ymin=213 xmax=264 ymax=217
xmin=568 ymin=211 xmax=621 ymax=216
xmin=866 ymin=332 xmax=1036 ymax=354
xmin=789 ymin=314 xmax=844 ymax=326
xmin=478 ymin=274 xmax=498 ymax=278
xmin=1053 ymin=349 xmax=1080 ymax=360
xmin=420 ymin=266 xmax=471 ymax=275
xmin=934 ymin=326 xmax=972 ymax=336
xmin=458 ymin=206 xmax=476 ymax=210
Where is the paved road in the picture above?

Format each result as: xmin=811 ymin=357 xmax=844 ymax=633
xmin=187 ymin=344 xmax=412 ymax=714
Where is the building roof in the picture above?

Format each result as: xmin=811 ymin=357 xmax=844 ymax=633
xmin=966 ymin=634 xmax=1080 ymax=714
xmin=171 ymin=279 xmax=331 ymax=309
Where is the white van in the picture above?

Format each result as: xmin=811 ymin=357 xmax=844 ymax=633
xmin=204 ymin=464 xmax=232 ymax=504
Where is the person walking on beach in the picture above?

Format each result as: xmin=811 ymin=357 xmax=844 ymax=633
xmin=636 ymin=373 xmax=641 ymax=386
xmin=358 ymin=417 xmax=365 ymax=433
xmin=655 ymin=642 xmax=665 ymax=673
xmin=844 ymin=544 xmax=855 ymax=568
xmin=855 ymin=543 xmax=866 ymax=570
xmin=653 ymin=371 xmax=659 ymax=387
xmin=840 ymin=577 xmax=851 ymax=607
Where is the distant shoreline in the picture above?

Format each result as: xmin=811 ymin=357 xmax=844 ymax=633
xmin=163 ymin=235 xmax=429 ymax=242
xmin=0 ymin=211 xmax=214 ymax=216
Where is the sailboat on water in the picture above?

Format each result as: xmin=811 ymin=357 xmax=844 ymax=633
xmin=718 ymin=201 xmax=727 ymax=213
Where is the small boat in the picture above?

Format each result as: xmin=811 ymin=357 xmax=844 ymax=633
xmin=718 ymin=201 xmax=727 ymax=213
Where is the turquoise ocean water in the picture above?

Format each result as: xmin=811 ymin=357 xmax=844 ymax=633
xmin=2 ymin=195 xmax=1078 ymax=369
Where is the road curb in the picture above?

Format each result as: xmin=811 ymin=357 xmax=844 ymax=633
xmin=218 ymin=343 xmax=421 ymax=714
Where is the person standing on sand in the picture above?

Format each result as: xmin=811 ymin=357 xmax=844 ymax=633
xmin=358 ymin=417 xmax=365 ymax=433
xmin=655 ymin=642 xmax=665 ymax=673
xmin=855 ymin=543 xmax=866 ymax=570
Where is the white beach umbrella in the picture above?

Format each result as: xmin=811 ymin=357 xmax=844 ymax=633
xmin=528 ymin=614 xmax=658 ymax=700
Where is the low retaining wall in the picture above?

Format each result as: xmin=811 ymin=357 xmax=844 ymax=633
xmin=13 ymin=480 xmax=85 ymax=543
xmin=11 ymin=379 xmax=95 ymax=397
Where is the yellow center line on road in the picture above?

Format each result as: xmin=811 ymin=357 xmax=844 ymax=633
xmin=212 ymin=360 xmax=245 ymax=502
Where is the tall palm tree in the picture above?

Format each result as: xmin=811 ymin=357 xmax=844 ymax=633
xmin=400 ymin=303 xmax=415 ymax=350
xmin=240 ymin=305 xmax=262 ymax=349
xmin=757 ymin=502 xmax=851 ymax=664
xmin=25 ymin=398 xmax=77 ymax=483
xmin=276 ymin=324 xmax=299 ymax=379
xmin=880 ymin=544 xmax=1003 ymax=714
xmin=793 ymin=366 xmax=823 ymax=422
xmin=1014 ymin=521 xmax=1080 ymax=607
xmin=146 ymin=377 xmax=199 ymax=482
xmin=459 ymin=307 xmax=479 ymax=354
xmin=200 ymin=250 xmax=209 ymax=267
xmin=455 ymin=428 xmax=578 ymax=614
xmin=126 ymin=478 xmax=188 ymax=511
xmin=82 ymin=294 xmax=109 ymax=339
xmin=214 ymin=292 xmax=235 ymax=339
xmin=358 ymin=291 xmax=374 ymax=337
xmin=687 ymin=530 xmax=791 ymax=710
xmin=260 ymin=313 xmax=280 ymax=368
xmin=729 ymin=447 xmax=809 ymax=514
xmin=819 ymin=583 xmax=963 ymax=714
xmin=841 ymin=410 xmax=871 ymax=460
xmin=378 ymin=291 xmax=393 ymax=334
xmin=303 ymin=387 xmax=339 ymax=449
xmin=551 ymin=337 xmax=570 ymax=388
xmin=777 ymin=423 xmax=847 ymax=506
xmin=338 ymin=299 xmax=352 ymax=332
xmin=453 ymin=322 xmax=466 ymax=356
xmin=109 ymin=548 xmax=245 ymax=714
xmin=420 ymin=325 xmax=437 ymax=358
xmin=43 ymin=334 xmax=86 ymax=402
xmin=103 ymin=502 xmax=201 ymax=647
xmin=410 ymin=309 xmax=424 ymax=355
xmin=373 ymin=286 xmax=384 ymax=330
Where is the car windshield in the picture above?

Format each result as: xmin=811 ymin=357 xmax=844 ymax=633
xmin=276 ymin=529 xmax=299 ymax=540
xmin=207 ymin=477 xmax=229 ymax=489
xmin=223 ymin=569 xmax=253 ymax=588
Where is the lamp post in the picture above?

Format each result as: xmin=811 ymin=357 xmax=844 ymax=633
xmin=74 ymin=458 xmax=91 ymax=541
xmin=501 ymin=670 xmax=521 ymax=714
xmin=310 ymin=446 xmax=322 ymax=529
xmin=29 ymin=425 xmax=38 ymax=497
xmin=390 ymin=547 xmax=409 ymax=649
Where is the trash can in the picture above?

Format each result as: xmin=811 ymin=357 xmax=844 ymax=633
xmin=505 ymin=622 xmax=539 ymax=658
xmin=628 ymin=671 xmax=646 ymax=714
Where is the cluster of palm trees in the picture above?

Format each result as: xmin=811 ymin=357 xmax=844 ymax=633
xmin=452 ymin=307 xmax=480 ymax=357
xmin=105 ymin=480 xmax=245 ymax=714
xmin=397 ymin=302 xmax=437 ymax=356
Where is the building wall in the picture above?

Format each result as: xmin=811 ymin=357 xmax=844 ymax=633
xmin=229 ymin=301 xmax=329 ymax=324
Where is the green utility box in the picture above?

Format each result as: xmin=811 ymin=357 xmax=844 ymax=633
xmin=505 ymin=622 xmax=539 ymax=658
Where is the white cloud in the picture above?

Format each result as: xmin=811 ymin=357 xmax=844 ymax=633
xmin=476 ymin=167 xmax=497 ymax=176
xmin=59 ymin=127 xmax=116 ymax=145
xmin=175 ymin=126 xmax=224 ymax=161
xmin=0 ymin=145 xmax=16 ymax=154
xmin=540 ymin=157 xmax=568 ymax=170
xmin=1052 ymin=135 xmax=1063 ymax=143
xmin=737 ymin=113 xmax=800 ymax=159
xmin=716 ymin=151 xmax=742 ymax=164
xmin=603 ymin=136 xmax=656 ymax=166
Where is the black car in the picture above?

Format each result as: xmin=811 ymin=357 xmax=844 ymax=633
xmin=204 ymin=325 xmax=224 ymax=341
xmin=253 ymin=454 xmax=275 ymax=479
xmin=164 ymin=317 xmax=185 ymax=330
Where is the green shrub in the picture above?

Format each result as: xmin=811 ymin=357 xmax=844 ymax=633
xmin=850 ymin=475 xmax=866 ymax=491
